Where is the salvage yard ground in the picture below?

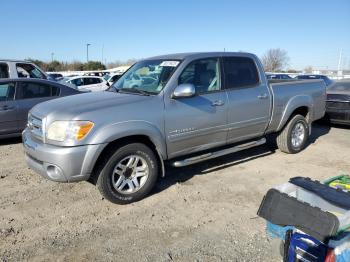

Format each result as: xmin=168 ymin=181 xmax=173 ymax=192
xmin=1 ymin=123 xmax=349 ymax=261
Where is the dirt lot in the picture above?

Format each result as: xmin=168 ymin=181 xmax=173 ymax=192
xmin=0 ymin=123 xmax=349 ymax=262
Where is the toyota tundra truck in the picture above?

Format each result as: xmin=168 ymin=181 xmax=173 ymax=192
xmin=22 ymin=52 xmax=326 ymax=204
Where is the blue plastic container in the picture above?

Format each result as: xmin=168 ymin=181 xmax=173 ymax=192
xmin=287 ymin=232 xmax=328 ymax=262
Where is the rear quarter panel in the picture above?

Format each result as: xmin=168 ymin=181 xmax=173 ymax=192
xmin=266 ymin=80 xmax=326 ymax=133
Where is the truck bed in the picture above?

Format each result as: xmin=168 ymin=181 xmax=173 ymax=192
xmin=266 ymin=79 xmax=326 ymax=133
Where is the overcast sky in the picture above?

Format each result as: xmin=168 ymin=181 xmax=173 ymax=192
xmin=1 ymin=0 xmax=350 ymax=70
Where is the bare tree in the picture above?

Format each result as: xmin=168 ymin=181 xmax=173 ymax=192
xmin=261 ymin=48 xmax=289 ymax=72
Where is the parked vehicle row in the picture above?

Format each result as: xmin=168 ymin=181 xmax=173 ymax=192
xmin=22 ymin=52 xmax=326 ymax=204
xmin=266 ymin=72 xmax=334 ymax=87
xmin=0 ymin=60 xmax=120 ymax=92
xmin=266 ymin=73 xmax=293 ymax=80
xmin=0 ymin=78 xmax=82 ymax=138
xmin=296 ymin=74 xmax=333 ymax=86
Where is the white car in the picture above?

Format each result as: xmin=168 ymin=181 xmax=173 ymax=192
xmin=62 ymin=76 xmax=108 ymax=92
xmin=103 ymin=73 xmax=122 ymax=86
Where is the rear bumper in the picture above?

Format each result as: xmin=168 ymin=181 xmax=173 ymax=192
xmin=22 ymin=129 xmax=105 ymax=182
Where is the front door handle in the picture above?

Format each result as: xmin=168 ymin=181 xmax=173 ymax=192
xmin=258 ymin=93 xmax=268 ymax=99
xmin=211 ymin=100 xmax=225 ymax=106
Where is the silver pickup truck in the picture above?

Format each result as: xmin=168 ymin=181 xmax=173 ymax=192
xmin=22 ymin=52 xmax=326 ymax=204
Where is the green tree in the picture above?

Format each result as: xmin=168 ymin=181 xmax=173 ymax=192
xmin=83 ymin=61 xmax=106 ymax=71
xmin=68 ymin=61 xmax=85 ymax=71
xmin=46 ymin=60 xmax=62 ymax=72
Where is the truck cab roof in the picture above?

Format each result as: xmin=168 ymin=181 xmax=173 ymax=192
xmin=147 ymin=52 xmax=257 ymax=60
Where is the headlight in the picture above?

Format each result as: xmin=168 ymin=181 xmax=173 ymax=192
xmin=47 ymin=121 xmax=94 ymax=142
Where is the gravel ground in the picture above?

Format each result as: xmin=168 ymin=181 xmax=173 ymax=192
xmin=0 ymin=123 xmax=349 ymax=262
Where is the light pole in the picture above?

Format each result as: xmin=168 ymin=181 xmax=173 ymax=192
xmin=86 ymin=43 xmax=91 ymax=62
xmin=51 ymin=52 xmax=54 ymax=62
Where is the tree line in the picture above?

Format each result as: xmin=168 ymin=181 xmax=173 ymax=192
xmin=25 ymin=59 xmax=138 ymax=72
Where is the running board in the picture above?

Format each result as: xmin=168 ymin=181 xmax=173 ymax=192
xmin=171 ymin=138 xmax=266 ymax=167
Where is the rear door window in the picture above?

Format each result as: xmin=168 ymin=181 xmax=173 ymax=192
xmin=18 ymin=82 xmax=53 ymax=99
xmin=84 ymin=77 xmax=101 ymax=85
xmin=222 ymin=57 xmax=260 ymax=89
xmin=0 ymin=83 xmax=15 ymax=101
xmin=0 ymin=64 xmax=9 ymax=78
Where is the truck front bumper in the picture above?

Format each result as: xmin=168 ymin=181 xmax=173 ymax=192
xmin=22 ymin=129 xmax=105 ymax=183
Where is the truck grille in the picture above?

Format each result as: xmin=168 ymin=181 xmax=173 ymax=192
xmin=28 ymin=114 xmax=43 ymax=141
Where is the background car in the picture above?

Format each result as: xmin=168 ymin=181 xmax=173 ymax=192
xmin=296 ymin=74 xmax=333 ymax=86
xmin=325 ymin=80 xmax=350 ymax=125
xmin=266 ymin=73 xmax=292 ymax=80
xmin=0 ymin=78 xmax=82 ymax=138
xmin=0 ymin=60 xmax=48 ymax=80
xmin=103 ymin=73 xmax=122 ymax=86
xmin=47 ymin=73 xmax=64 ymax=81
xmin=61 ymin=76 xmax=108 ymax=92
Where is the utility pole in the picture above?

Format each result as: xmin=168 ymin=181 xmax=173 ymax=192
xmin=101 ymin=44 xmax=104 ymax=65
xmin=86 ymin=43 xmax=91 ymax=62
xmin=51 ymin=52 xmax=54 ymax=62
xmin=337 ymin=48 xmax=343 ymax=72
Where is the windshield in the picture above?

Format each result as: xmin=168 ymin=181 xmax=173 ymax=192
xmin=111 ymin=59 xmax=180 ymax=94
xmin=103 ymin=74 xmax=110 ymax=81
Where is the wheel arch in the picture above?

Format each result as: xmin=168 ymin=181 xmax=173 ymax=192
xmin=89 ymin=134 xmax=165 ymax=184
xmin=277 ymin=95 xmax=313 ymax=133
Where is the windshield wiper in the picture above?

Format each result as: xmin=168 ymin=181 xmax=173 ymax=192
xmin=118 ymin=87 xmax=152 ymax=96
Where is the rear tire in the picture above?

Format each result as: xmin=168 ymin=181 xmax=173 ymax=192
xmin=96 ymin=143 xmax=158 ymax=204
xmin=277 ymin=114 xmax=309 ymax=154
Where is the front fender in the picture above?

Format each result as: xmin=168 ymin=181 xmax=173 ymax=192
xmin=88 ymin=120 xmax=167 ymax=160
xmin=277 ymin=95 xmax=313 ymax=131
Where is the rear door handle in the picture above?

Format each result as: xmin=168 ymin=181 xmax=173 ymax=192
xmin=211 ymin=100 xmax=225 ymax=106
xmin=258 ymin=93 xmax=268 ymax=99
xmin=1 ymin=105 xmax=15 ymax=111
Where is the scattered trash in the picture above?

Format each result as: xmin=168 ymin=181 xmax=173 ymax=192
xmin=257 ymin=175 xmax=350 ymax=261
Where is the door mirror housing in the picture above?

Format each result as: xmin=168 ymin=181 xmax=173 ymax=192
xmin=172 ymin=84 xmax=195 ymax=98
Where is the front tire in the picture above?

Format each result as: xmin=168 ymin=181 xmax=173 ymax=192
xmin=96 ymin=143 xmax=158 ymax=204
xmin=277 ymin=114 xmax=309 ymax=154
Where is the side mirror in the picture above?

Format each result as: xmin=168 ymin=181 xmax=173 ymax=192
xmin=106 ymin=82 xmax=110 ymax=87
xmin=172 ymin=84 xmax=195 ymax=98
